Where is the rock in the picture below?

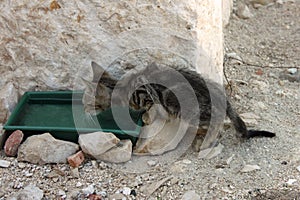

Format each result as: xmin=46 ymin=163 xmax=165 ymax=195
xmin=97 ymin=140 xmax=132 ymax=163
xmin=287 ymin=68 xmax=298 ymax=74
xmin=122 ymin=187 xmax=131 ymax=195
xmin=79 ymin=132 xmax=120 ymax=159
xmin=58 ymin=190 xmax=66 ymax=197
xmin=134 ymin=104 xmax=189 ymax=155
xmin=251 ymin=80 xmax=269 ymax=91
xmin=182 ymin=190 xmax=200 ymax=200
xmin=4 ymin=130 xmax=24 ymax=157
xmin=240 ymin=112 xmax=260 ymax=126
xmin=140 ymin=176 xmax=173 ymax=197
xmin=0 ymin=0 xmax=226 ymax=125
xmin=147 ymin=160 xmax=157 ymax=167
xmin=7 ymin=184 xmax=43 ymax=200
xmin=240 ymin=112 xmax=261 ymax=120
xmin=17 ymin=162 xmax=26 ymax=169
xmin=0 ymin=159 xmax=11 ymax=168
xmin=17 ymin=133 xmax=79 ymax=164
xmin=296 ymin=166 xmax=300 ymax=172
xmin=88 ymin=194 xmax=102 ymax=200
xmin=279 ymin=69 xmax=300 ymax=82
xmin=68 ymin=151 xmax=85 ymax=168
xmin=240 ymin=164 xmax=261 ymax=172
xmin=257 ymin=101 xmax=267 ymax=110
xmin=226 ymin=154 xmax=235 ymax=165
xmin=181 ymin=159 xmax=192 ymax=164
xmin=82 ymin=184 xmax=95 ymax=195
xmin=226 ymin=52 xmax=243 ymax=62
xmin=71 ymin=168 xmax=80 ymax=178
xmin=76 ymin=182 xmax=83 ymax=188
xmin=236 ymin=2 xmax=254 ymax=19
xmin=198 ymin=143 xmax=224 ymax=159
xmin=109 ymin=193 xmax=126 ymax=200
xmin=286 ymin=179 xmax=297 ymax=186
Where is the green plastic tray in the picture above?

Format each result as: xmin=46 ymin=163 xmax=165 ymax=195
xmin=3 ymin=91 xmax=143 ymax=143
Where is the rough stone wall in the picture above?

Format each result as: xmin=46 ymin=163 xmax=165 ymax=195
xmin=0 ymin=0 xmax=232 ymax=123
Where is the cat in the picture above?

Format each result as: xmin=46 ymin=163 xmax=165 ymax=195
xmin=83 ymin=61 xmax=275 ymax=144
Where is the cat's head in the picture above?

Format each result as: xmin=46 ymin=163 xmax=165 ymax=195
xmin=113 ymin=63 xmax=161 ymax=111
xmin=82 ymin=62 xmax=118 ymax=114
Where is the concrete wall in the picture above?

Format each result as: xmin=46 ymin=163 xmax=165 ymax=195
xmin=0 ymin=0 xmax=232 ymax=123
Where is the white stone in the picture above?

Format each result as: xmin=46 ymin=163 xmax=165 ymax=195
xmin=17 ymin=133 xmax=79 ymax=164
xmin=147 ymin=160 xmax=157 ymax=167
xmin=76 ymin=182 xmax=83 ymax=188
xmin=296 ymin=166 xmax=300 ymax=172
xmin=0 ymin=159 xmax=11 ymax=168
xmin=122 ymin=187 xmax=131 ymax=196
xmin=7 ymin=184 xmax=43 ymax=200
xmin=240 ymin=164 xmax=261 ymax=172
xmin=181 ymin=159 xmax=192 ymax=165
xmin=82 ymin=184 xmax=95 ymax=195
xmin=97 ymin=140 xmax=132 ymax=163
xmin=237 ymin=3 xmax=254 ymax=19
xmin=288 ymin=68 xmax=297 ymax=74
xmin=58 ymin=190 xmax=66 ymax=196
xmin=240 ymin=112 xmax=261 ymax=126
xmin=79 ymin=132 xmax=120 ymax=159
xmin=182 ymin=190 xmax=200 ymax=200
xmin=286 ymin=179 xmax=297 ymax=186
xmin=17 ymin=162 xmax=26 ymax=169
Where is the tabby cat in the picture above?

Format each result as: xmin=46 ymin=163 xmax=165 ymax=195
xmin=83 ymin=61 xmax=275 ymax=141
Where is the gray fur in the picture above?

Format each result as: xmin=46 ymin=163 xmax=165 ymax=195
xmin=83 ymin=62 xmax=275 ymax=142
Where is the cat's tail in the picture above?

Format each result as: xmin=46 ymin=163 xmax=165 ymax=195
xmin=246 ymin=130 xmax=275 ymax=138
xmin=226 ymin=100 xmax=276 ymax=139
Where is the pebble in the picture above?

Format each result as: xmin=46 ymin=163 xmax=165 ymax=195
xmin=257 ymin=101 xmax=267 ymax=110
xmin=237 ymin=3 xmax=254 ymax=19
xmin=71 ymin=167 xmax=80 ymax=178
xmin=109 ymin=193 xmax=126 ymax=200
xmin=286 ymin=179 xmax=297 ymax=186
xmin=82 ymin=184 xmax=95 ymax=195
xmin=226 ymin=154 xmax=235 ymax=165
xmin=4 ymin=130 xmax=24 ymax=157
xmin=181 ymin=159 xmax=192 ymax=165
xmin=296 ymin=166 xmax=300 ymax=172
xmin=287 ymin=68 xmax=297 ymax=74
xmin=17 ymin=162 xmax=26 ymax=169
xmin=226 ymin=52 xmax=243 ymax=61
xmin=0 ymin=159 xmax=11 ymax=168
xmin=122 ymin=187 xmax=131 ymax=195
xmin=278 ymin=80 xmax=285 ymax=86
xmin=147 ymin=160 xmax=157 ymax=167
xmin=76 ymin=182 xmax=83 ymax=187
xmin=240 ymin=164 xmax=261 ymax=172
xmin=182 ymin=190 xmax=200 ymax=200
xmin=58 ymin=189 xmax=66 ymax=196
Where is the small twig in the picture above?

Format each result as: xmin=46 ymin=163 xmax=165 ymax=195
xmin=100 ymin=13 xmax=120 ymax=22
xmin=223 ymin=56 xmax=233 ymax=96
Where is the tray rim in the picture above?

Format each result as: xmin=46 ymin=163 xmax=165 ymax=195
xmin=3 ymin=90 xmax=143 ymax=137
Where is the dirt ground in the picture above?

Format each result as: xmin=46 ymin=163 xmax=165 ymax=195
xmin=0 ymin=1 xmax=299 ymax=199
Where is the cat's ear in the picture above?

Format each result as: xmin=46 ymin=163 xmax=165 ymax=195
xmin=91 ymin=61 xmax=108 ymax=82
xmin=148 ymin=62 xmax=160 ymax=71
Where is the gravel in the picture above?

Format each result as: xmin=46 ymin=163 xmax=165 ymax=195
xmin=0 ymin=1 xmax=299 ymax=199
